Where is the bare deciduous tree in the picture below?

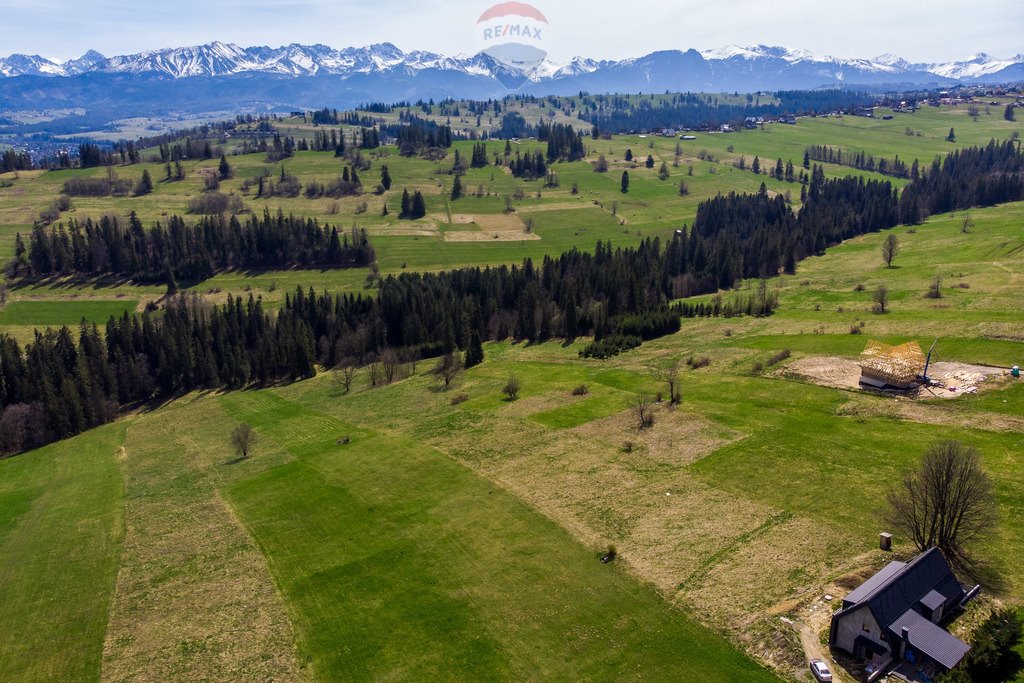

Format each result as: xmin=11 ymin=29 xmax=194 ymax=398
xmin=380 ymin=348 xmax=401 ymax=384
xmin=367 ymin=362 xmax=383 ymax=388
xmin=885 ymin=440 xmax=997 ymax=570
xmin=336 ymin=359 xmax=357 ymax=394
xmin=872 ymin=284 xmax=890 ymax=314
xmin=231 ymin=423 xmax=257 ymax=460
xmin=434 ymin=353 xmax=462 ymax=390
xmin=630 ymin=392 xmax=656 ymax=430
xmin=654 ymin=362 xmax=682 ymax=404
xmin=881 ymin=233 xmax=900 ymax=267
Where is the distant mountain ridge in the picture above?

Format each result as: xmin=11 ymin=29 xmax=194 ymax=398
xmin=1 ymin=42 xmax=1022 ymax=127
xmin=1 ymin=41 xmax=1022 ymax=84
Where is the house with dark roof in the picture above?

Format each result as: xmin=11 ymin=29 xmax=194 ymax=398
xmin=829 ymin=548 xmax=979 ymax=679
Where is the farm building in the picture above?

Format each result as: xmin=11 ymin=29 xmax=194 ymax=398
xmin=859 ymin=341 xmax=926 ymax=390
xmin=829 ymin=548 xmax=978 ymax=680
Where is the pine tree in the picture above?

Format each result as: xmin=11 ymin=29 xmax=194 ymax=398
xmin=947 ymin=127 xmax=956 ymax=142
xmin=219 ymin=154 xmax=232 ymax=180
xmin=645 ymin=154 xmax=655 ymax=169
xmin=1005 ymin=104 xmax=1016 ymax=122
xmin=135 ymin=170 xmax=154 ymax=196
xmin=451 ymin=174 xmax=463 ymax=200
xmin=380 ymin=165 xmax=392 ymax=190
xmin=464 ymin=331 xmax=484 ymax=368
xmin=625 ymin=149 xmax=633 ymax=162
xmin=621 ymin=171 xmax=630 ymax=194
xmin=411 ymin=191 xmax=427 ymax=219
xmin=400 ymin=189 xmax=412 ymax=218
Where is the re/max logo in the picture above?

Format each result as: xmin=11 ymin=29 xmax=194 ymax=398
xmin=482 ymin=24 xmax=543 ymax=41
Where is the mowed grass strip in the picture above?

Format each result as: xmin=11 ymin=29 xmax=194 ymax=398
xmin=100 ymin=398 xmax=304 ymax=682
xmin=0 ymin=299 xmax=137 ymax=327
xmin=220 ymin=390 xmax=779 ymax=681
xmin=0 ymin=423 xmax=126 ymax=682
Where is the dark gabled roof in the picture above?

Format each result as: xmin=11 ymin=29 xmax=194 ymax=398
xmin=843 ymin=560 xmax=907 ymax=605
xmin=853 ymin=547 xmax=966 ymax=630
xmin=889 ymin=608 xmax=970 ymax=669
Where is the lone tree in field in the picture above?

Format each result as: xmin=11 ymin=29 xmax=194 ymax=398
xmin=231 ymin=424 xmax=257 ymax=460
xmin=947 ymin=127 xmax=956 ymax=142
xmin=435 ymin=353 xmax=462 ymax=390
xmin=218 ymin=154 xmax=232 ymax=180
xmin=135 ymin=169 xmax=153 ymax=196
xmin=881 ymin=233 xmax=900 ymax=267
xmin=620 ymin=171 xmax=630 ymax=194
xmin=645 ymin=154 xmax=655 ymax=169
xmin=502 ymin=375 xmax=521 ymax=401
xmin=336 ymin=359 xmax=357 ymax=394
xmin=872 ymin=284 xmax=890 ymax=314
xmin=1005 ymin=104 xmax=1017 ymax=122
xmin=884 ymin=440 xmax=997 ymax=570
xmin=630 ymin=391 xmax=656 ymax=430
xmin=654 ymin=362 xmax=682 ymax=404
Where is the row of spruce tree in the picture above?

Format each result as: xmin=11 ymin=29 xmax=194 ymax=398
xmin=16 ymin=210 xmax=375 ymax=282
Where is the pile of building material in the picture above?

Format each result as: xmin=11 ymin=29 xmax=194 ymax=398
xmin=859 ymin=341 xmax=926 ymax=390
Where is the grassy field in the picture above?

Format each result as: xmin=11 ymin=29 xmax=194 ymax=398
xmin=0 ymin=101 xmax=1022 ymax=681
xmin=0 ymin=423 xmax=126 ymax=681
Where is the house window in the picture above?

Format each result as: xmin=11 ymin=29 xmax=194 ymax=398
xmin=862 ymin=623 xmax=871 ymax=633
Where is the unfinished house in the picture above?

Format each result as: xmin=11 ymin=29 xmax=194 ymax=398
xmin=829 ymin=548 xmax=978 ymax=681
xmin=859 ymin=341 xmax=926 ymax=390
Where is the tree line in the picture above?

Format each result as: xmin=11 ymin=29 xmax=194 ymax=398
xmin=898 ymin=139 xmax=1024 ymax=221
xmin=0 ymin=294 xmax=316 ymax=455
xmin=804 ymin=145 xmax=913 ymax=179
xmin=16 ymin=210 xmax=374 ymax=283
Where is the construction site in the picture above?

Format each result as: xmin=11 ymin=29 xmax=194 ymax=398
xmin=785 ymin=340 xmax=1017 ymax=399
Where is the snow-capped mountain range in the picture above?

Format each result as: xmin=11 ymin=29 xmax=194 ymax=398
xmin=1 ymin=42 xmax=1022 ymax=125
xmin=1 ymin=41 xmax=1021 ymax=84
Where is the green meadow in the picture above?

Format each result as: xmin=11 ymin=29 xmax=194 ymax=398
xmin=0 ymin=100 xmax=1023 ymax=681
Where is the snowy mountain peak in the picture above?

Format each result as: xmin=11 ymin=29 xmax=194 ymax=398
xmin=1 ymin=42 xmax=1023 ymax=86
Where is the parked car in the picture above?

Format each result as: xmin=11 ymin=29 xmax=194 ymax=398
xmin=809 ymin=659 xmax=833 ymax=682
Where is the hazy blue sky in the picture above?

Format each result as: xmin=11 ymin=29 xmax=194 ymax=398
xmin=5 ymin=0 xmax=1021 ymax=63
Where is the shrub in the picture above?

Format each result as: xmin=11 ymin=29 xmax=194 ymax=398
xmin=450 ymin=393 xmax=469 ymax=406
xmin=686 ymin=356 xmax=711 ymax=370
xmin=62 ymin=176 xmax=133 ymax=197
xmin=765 ymin=349 xmax=792 ymax=367
xmin=571 ymin=384 xmax=589 ymax=396
xmin=188 ymin=192 xmax=245 ymax=215
xmin=502 ymin=376 xmax=521 ymax=401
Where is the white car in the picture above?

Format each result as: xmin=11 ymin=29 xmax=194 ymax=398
xmin=809 ymin=659 xmax=833 ymax=682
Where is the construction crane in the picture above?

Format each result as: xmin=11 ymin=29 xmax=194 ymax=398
xmin=921 ymin=338 xmax=939 ymax=382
